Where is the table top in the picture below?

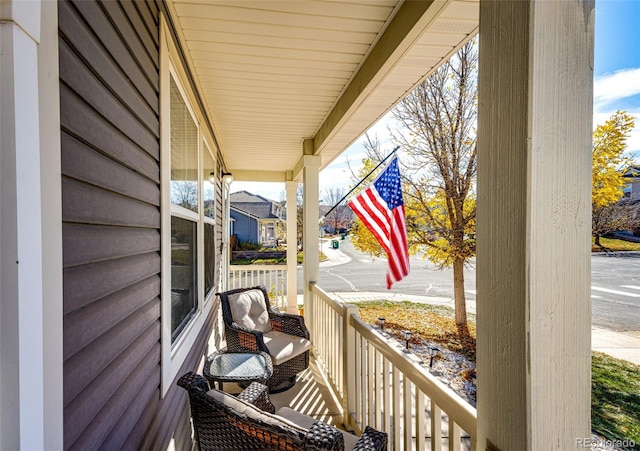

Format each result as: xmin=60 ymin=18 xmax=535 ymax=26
xmin=204 ymin=351 xmax=273 ymax=384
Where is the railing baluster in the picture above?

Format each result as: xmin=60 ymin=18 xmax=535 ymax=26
xmin=360 ymin=334 xmax=367 ymax=431
xmin=368 ymin=342 xmax=375 ymax=428
xmin=373 ymin=350 xmax=382 ymax=431
xmin=404 ymin=377 xmax=412 ymax=450
xmin=416 ymin=390 xmax=425 ymax=450
xmin=448 ymin=421 xmax=461 ymax=451
xmin=431 ymin=403 xmax=442 ymax=451
xmin=393 ymin=366 xmax=401 ymax=451
xmin=383 ymin=356 xmax=391 ymax=433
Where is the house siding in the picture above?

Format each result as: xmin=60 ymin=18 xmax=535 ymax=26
xmin=59 ymin=1 xmax=217 ymax=448
xmin=230 ymin=210 xmax=259 ymax=244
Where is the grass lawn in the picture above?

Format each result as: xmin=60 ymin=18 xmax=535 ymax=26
xmin=355 ymin=301 xmax=640 ymax=447
xmin=592 ymin=352 xmax=640 ymax=447
xmin=592 ymin=236 xmax=640 ymax=252
xmin=231 ymin=251 xmax=326 ymax=265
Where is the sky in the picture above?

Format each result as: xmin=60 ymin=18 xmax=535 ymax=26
xmin=232 ymin=0 xmax=640 ymax=202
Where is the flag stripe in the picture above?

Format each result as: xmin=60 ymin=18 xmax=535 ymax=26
xmin=350 ymin=189 xmax=390 ymax=252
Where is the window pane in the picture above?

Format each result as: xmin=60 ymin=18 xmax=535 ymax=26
xmin=171 ymin=216 xmax=197 ymax=343
xmin=170 ymin=77 xmax=198 ymax=212
xmin=203 ymin=147 xmax=215 ymax=219
xmin=204 ymin=223 xmax=216 ymax=297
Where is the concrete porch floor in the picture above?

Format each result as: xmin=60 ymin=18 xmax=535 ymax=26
xmin=223 ymin=352 xmax=346 ymax=429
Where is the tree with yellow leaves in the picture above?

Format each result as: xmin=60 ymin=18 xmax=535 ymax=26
xmin=592 ymin=110 xmax=636 ymax=248
xmin=392 ymin=41 xmax=477 ymax=333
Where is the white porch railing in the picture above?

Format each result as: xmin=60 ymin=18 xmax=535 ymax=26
xmin=309 ymin=283 xmax=477 ymax=451
xmin=228 ymin=265 xmax=288 ymax=311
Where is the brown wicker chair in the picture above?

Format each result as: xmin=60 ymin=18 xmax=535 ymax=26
xmin=218 ymin=286 xmax=311 ymax=392
xmin=178 ymin=372 xmax=388 ymax=451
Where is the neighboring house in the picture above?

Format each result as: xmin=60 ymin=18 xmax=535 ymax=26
xmin=230 ymin=191 xmax=284 ymax=247
xmin=229 ymin=205 xmax=259 ymax=246
xmin=623 ymin=165 xmax=640 ymax=199
xmin=319 ymin=204 xmax=354 ymax=234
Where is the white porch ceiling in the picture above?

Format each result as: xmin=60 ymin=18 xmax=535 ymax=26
xmin=167 ymin=0 xmax=478 ymax=181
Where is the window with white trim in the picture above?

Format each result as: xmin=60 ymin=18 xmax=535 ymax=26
xmin=160 ymin=36 xmax=218 ymax=393
xmin=169 ymin=75 xmax=199 ymax=343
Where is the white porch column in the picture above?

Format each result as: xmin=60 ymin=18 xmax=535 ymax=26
xmin=477 ymin=1 xmax=593 ymax=449
xmin=301 ymin=151 xmax=320 ymax=326
xmin=1 ymin=1 xmax=62 ymax=449
xmin=286 ymin=180 xmax=299 ymax=314
xmin=38 ymin=0 xmax=64 ymax=448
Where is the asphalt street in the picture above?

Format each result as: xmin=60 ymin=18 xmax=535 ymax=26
xmin=299 ymin=237 xmax=640 ymax=335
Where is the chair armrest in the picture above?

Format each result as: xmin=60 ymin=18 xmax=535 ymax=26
xmin=225 ymin=322 xmax=270 ymax=354
xmin=269 ymin=311 xmax=310 ymax=339
xmin=304 ymin=421 xmax=345 ymax=450
xmin=236 ymin=381 xmax=275 ymax=412
xmin=352 ymin=426 xmax=388 ymax=451
xmin=177 ymin=371 xmax=210 ymax=392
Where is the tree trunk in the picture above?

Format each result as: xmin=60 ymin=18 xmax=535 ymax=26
xmin=453 ymin=258 xmax=468 ymax=330
xmin=594 ymin=234 xmax=601 ymax=247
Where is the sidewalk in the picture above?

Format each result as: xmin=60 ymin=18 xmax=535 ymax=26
xmin=313 ymin=239 xmax=640 ymax=365
xmin=319 ymin=238 xmax=352 ymax=267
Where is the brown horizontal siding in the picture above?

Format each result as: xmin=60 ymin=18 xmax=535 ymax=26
xmin=62 ymin=177 xmax=160 ymax=228
xmin=64 ymin=253 xmax=160 ymax=315
xmin=59 ymin=39 xmax=158 ymax=149
xmin=61 ymin=0 xmax=158 ymax=113
xmin=59 ymin=0 xmax=159 ymax=134
xmin=61 ymin=134 xmax=159 ymax=207
xmin=60 ymin=0 xmax=164 ymax=449
xmin=60 ymin=87 xmax=159 ymax=180
xmin=64 ymin=301 xmax=160 ymax=407
xmin=62 ymin=224 xmax=160 ymax=268
xmin=63 ymin=276 xmax=160 ymax=359
xmin=67 ymin=337 xmax=161 ymax=450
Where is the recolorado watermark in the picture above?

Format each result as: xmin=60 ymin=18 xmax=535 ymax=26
xmin=576 ymin=437 xmax=636 ymax=449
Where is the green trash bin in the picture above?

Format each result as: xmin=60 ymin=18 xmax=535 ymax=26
xmin=331 ymin=239 xmax=339 ymax=249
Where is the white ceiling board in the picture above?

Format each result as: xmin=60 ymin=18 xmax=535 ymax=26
xmin=168 ymin=0 xmax=479 ymax=177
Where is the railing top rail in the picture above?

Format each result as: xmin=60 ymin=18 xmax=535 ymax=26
xmin=310 ymin=282 xmax=347 ymax=315
xmin=350 ymin=313 xmax=478 ymax=434
xmin=229 ymin=264 xmax=287 ymax=271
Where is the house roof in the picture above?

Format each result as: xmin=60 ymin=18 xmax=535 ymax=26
xmin=165 ymin=0 xmax=478 ymax=182
xmin=319 ymin=204 xmax=354 ymax=218
xmin=230 ymin=191 xmax=282 ymax=219
xmin=230 ymin=190 xmax=279 ymax=204
xmin=623 ymin=165 xmax=640 ymax=179
xmin=231 ymin=202 xmax=280 ymax=220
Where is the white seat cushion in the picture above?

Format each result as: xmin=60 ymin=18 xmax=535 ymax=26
xmin=262 ymin=331 xmax=312 ymax=366
xmin=276 ymin=407 xmax=359 ymax=451
xmin=228 ymin=289 xmax=272 ymax=333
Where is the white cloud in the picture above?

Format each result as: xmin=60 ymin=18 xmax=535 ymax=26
xmin=593 ymin=67 xmax=640 ymax=107
xmin=593 ymin=68 xmax=640 ymax=157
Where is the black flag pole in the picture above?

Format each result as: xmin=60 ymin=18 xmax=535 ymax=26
xmin=319 ymin=146 xmax=400 ymax=223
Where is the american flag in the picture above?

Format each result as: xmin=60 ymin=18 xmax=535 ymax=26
xmin=348 ymin=156 xmax=410 ymax=289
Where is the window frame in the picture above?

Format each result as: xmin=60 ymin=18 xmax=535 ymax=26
xmin=202 ymin=139 xmax=217 ymax=303
xmin=160 ymin=16 xmax=216 ymax=396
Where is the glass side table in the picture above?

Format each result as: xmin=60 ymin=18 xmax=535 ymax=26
xmin=203 ymin=350 xmax=272 ymax=388
xmin=204 ymin=351 xmax=274 ymax=412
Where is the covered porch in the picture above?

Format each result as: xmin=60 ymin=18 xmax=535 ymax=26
xmin=202 ymin=0 xmax=593 ymax=447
